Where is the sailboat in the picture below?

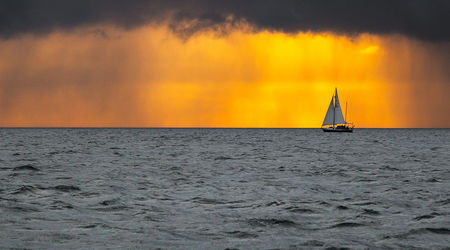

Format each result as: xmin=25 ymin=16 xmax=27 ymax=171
xmin=322 ymin=89 xmax=354 ymax=132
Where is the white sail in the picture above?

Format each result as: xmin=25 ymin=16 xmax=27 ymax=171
xmin=334 ymin=90 xmax=346 ymax=124
xmin=322 ymin=97 xmax=335 ymax=126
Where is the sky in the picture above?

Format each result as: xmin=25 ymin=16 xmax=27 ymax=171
xmin=0 ymin=0 xmax=449 ymax=127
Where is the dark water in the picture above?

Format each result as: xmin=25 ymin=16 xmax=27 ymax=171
xmin=0 ymin=128 xmax=449 ymax=249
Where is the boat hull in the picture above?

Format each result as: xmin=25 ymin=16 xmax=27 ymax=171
xmin=322 ymin=127 xmax=353 ymax=133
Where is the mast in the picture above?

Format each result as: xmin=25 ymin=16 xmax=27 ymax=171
xmin=345 ymin=102 xmax=348 ymax=124
xmin=333 ymin=89 xmax=336 ymax=127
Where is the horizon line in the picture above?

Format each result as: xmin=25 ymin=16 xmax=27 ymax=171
xmin=0 ymin=127 xmax=448 ymax=129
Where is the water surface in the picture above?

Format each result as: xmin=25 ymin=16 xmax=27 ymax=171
xmin=0 ymin=129 xmax=449 ymax=249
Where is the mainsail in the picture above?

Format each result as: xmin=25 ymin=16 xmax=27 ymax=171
xmin=334 ymin=90 xmax=346 ymax=124
xmin=322 ymin=89 xmax=346 ymax=127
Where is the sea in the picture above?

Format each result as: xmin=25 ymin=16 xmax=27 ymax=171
xmin=0 ymin=128 xmax=449 ymax=249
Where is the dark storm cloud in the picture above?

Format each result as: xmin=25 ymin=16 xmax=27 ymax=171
xmin=0 ymin=0 xmax=449 ymax=41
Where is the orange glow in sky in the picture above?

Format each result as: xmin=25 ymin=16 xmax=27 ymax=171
xmin=0 ymin=25 xmax=448 ymax=127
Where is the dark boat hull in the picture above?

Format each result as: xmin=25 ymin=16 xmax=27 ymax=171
xmin=322 ymin=127 xmax=353 ymax=133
